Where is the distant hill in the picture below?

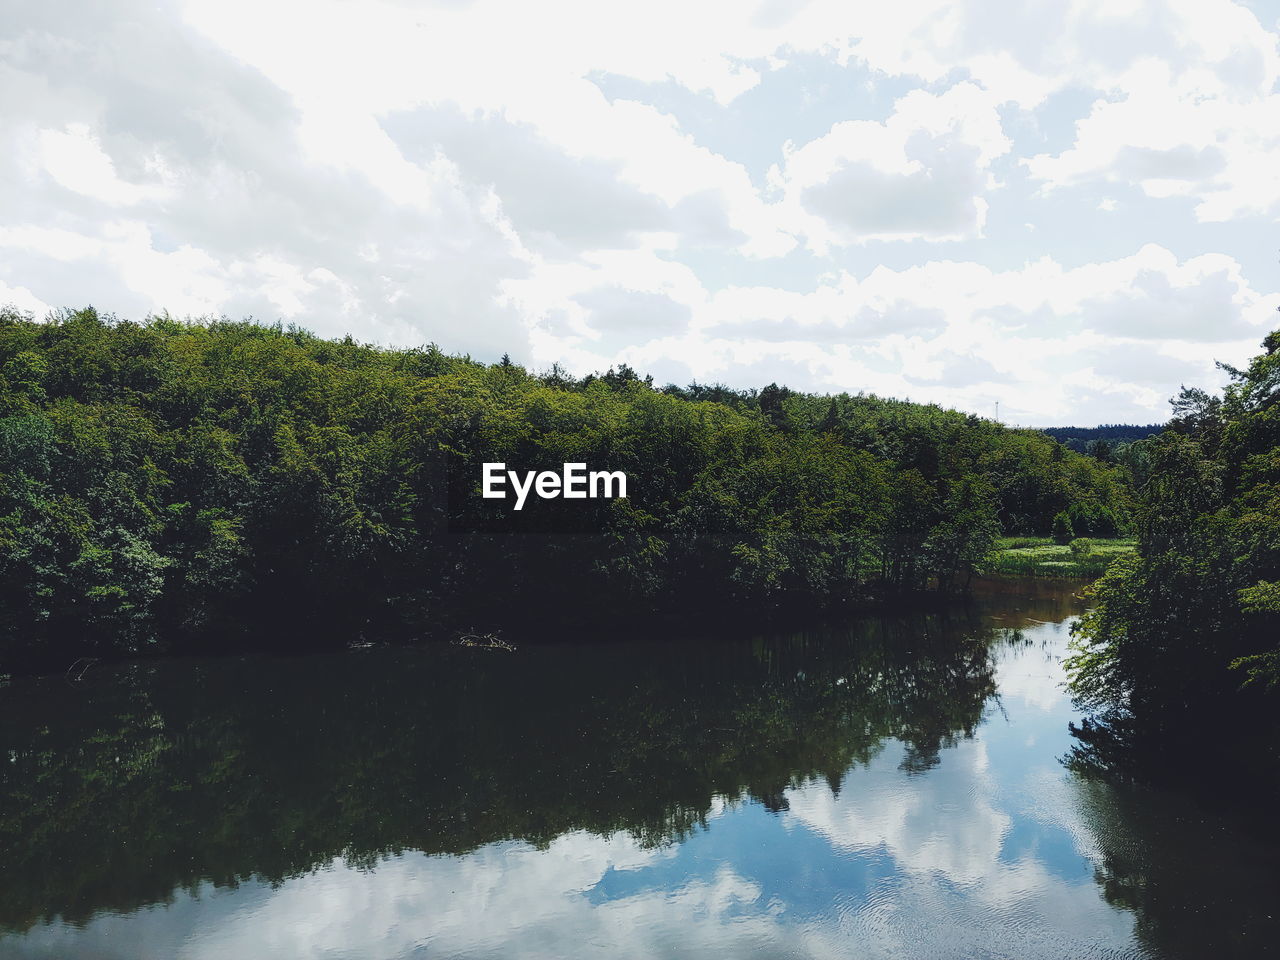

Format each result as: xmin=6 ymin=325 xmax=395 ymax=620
xmin=1041 ymin=424 xmax=1165 ymax=454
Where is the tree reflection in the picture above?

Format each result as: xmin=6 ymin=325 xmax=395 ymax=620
xmin=0 ymin=608 xmax=1001 ymax=932
xmin=1065 ymin=691 xmax=1280 ymax=958
xmin=1066 ymin=765 xmax=1280 ymax=960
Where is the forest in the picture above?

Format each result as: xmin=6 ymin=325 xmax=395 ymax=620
xmin=0 ymin=307 xmax=1132 ymax=672
xmin=1040 ymin=424 xmax=1164 ymax=456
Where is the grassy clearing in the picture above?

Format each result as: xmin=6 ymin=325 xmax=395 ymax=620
xmin=986 ymin=537 xmax=1137 ymax=580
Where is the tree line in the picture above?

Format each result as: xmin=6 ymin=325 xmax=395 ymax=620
xmin=0 ymin=307 xmax=1130 ymax=670
xmin=1041 ymin=423 xmax=1164 ymax=456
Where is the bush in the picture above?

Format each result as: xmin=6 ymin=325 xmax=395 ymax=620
xmin=1069 ymin=538 xmax=1094 ymax=558
xmin=1052 ymin=511 xmax=1075 ymax=544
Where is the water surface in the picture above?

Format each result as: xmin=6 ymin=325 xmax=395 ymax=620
xmin=2 ymin=583 xmax=1277 ymax=958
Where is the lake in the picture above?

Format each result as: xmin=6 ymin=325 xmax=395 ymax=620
xmin=2 ymin=582 xmax=1277 ymax=959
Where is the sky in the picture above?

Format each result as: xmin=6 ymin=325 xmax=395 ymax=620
xmin=2 ymin=0 xmax=1279 ymax=426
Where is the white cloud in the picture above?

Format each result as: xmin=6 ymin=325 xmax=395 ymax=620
xmin=608 ymin=245 xmax=1274 ymax=424
xmin=771 ymin=83 xmax=1011 ymax=247
xmin=0 ymin=280 xmax=50 ymax=317
xmin=1026 ymin=72 xmax=1280 ymax=220
xmin=840 ymin=0 xmax=1280 ymax=107
xmin=179 ymin=0 xmax=798 ymax=260
xmin=1 ymin=0 xmax=1277 ymax=425
xmin=37 ymin=124 xmax=169 ymax=206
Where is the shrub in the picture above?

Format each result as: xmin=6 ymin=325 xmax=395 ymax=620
xmin=1069 ymin=538 xmax=1094 ymax=558
xmin=1052 ymin=511 xmax=1075 ymax=544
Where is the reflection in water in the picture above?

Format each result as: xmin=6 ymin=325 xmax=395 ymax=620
xmin=1 ymin=583 xmax=1277 ymax=959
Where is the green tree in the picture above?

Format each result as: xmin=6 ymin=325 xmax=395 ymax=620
xmin=0 ymin=306 xmax=1138 ymax=671
xmin=1068 ymin=326 xmax=1280 ymax=734
xmin=1052 ymin=511 xmax=1074 ymax=544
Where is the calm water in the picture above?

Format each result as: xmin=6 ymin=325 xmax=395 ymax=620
xmin=2 ymin=583 xmax=1278 ymax=959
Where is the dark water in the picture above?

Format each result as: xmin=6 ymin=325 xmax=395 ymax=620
xmin=2 ymin=583 xmax=1277 ymax=959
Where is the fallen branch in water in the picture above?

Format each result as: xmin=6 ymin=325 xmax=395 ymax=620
xmin=452 ymin=631 xmax=516 ymax=652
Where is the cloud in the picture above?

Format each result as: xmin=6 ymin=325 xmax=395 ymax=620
xmin=835 ymin=1 xmax=1280 ymax=222
xmin=0 ymin=281 xmax=50 ymax=317
xmin=36 ymin=124 xmax=166 ymax=206
xmin=841 ymin=0 xmax=1280 ymax=107
xmin=1073 ymin=247 xmax=1264 ymax=339
xmin=771 ymin=84 xmax=1011 ymax=246
xmin=905 ymin=351 xmax=1004 ymax=387
xmin=573 ymin=286 xmax=692 ymax=339
xmin=1 ymin=0 xmax=1277 ymax=425
xmin=700 ymin=277 xmax=949 ymax=342
xmin=0 ymin=0 xmax=538 ymax=359
xmin=620 ymin=245 xmax=1272 ymax=424
xmin=381 ymin=106 xmax=674 ymax=257
xmin=1025 ymin=59 xmax=1280 ymax=221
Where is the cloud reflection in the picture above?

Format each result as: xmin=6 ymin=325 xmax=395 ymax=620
xmin=6 ymin=626 xmax=1148 ymax=960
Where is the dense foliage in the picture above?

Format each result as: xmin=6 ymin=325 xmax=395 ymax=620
xmin=1067 ymin=329 xmax=1280 ymax=740
xmin=1041 ymin=424 xmax=1164 ymax=456
xmin=0 ymin=307 xmax=1129 ymax=669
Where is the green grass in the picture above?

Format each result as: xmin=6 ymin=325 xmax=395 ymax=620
xmin=986 ymin=537 xmax=1137 ymax=580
